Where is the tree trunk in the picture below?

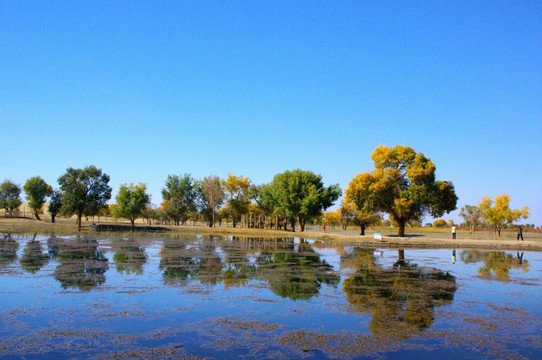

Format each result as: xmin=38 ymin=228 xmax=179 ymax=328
xmin=290 ymin=217 xmax=296 ymax=232
xmin=51 ymin=214 xmax=56 ymax=223
xmin=130 ymin=217 xmax=135 ymax=228
xmin=299 ymin=216 xmax=305 ymax=232
xmin=34 ymin=210 xmax=41 ymax=221
xmin=360 ymin=223 xmax=366 ymax=235
xmin=77 ymin=211 xmax=83 ymax=230
xmin=397 ymin=219 xmax=406 ymax=237
xmin=394 ymin=249 xmax=406 ymax=268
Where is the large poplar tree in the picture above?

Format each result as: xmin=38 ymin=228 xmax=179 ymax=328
xmin=347 ymin=145 xmax=457 ymax=237
xmin=161 ymin=174 xmax=196 ymax=226
xmin=57 ymin=166 xmax=112 ymax=229
xmin=0 ymin=180 xmax=22 ymax=217
xmin=23 ymin=176 xmax=53 ymax=220
xmin=268 ymin=169 xmax=341 ymax=232
xmin=115 ymin=183 xmax=151 ymax=227
xmin=199 ymin=175 xmax=225 ymax=227
xmin=478 ymin=194 xmax=529 ymax=238
xmin=223 ymin=174 xmax=251 ymax=228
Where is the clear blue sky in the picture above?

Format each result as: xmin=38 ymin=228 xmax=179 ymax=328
xmin=1 ymin=1 xmax=541 ymax=225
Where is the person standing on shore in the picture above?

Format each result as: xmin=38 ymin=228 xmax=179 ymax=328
xmin=452 ymin=224 xmax=457 ymax=239
xmin=517 ymin=226 xmax=524 ymax=241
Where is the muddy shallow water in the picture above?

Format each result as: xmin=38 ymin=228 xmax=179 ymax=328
xmin=0 ymin=233 xmax=541 ymax=359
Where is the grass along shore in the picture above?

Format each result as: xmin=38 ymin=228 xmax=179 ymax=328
xmin=1 ymin=216 xmax=541 ymax=251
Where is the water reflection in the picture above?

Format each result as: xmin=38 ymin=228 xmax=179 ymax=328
xmin=342 ymin=248 xmax=456 ymax=339
xmin=158 ymin=237 xmax=339 ymax=300
xmin=20 ymin=235 xmax=49 ymax=273
xmin=0 ymin=233 xmax=19 ymax=267
xmin=460 ymin=250 xmax=529 ymax=282
xmin=256 ymin=238 xmax=339 ymax=301
xmin=48 ymin=236 xmax=109 ymax=291
xmin=111 ymin=237 xmax=147 ymax=275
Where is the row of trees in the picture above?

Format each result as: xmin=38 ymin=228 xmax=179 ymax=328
xmin=459 ymin=195 xmax=530 ymax=236
xmin=0 ymin=145 xmax=530 ymax=236
xmin=0 ymin=166 xmax=341 ymax=232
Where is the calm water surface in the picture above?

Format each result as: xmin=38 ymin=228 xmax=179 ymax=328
xmin=0 ymin=233 xmax=540 ymax=359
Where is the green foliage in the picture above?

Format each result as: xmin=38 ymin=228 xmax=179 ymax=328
xmin=0 ymin=180 xmax=22 ymax=216
xmin=267 ymin=169 xmax=341 ymax=232
xmin=48 ymin=190 xmax=63 ymax=223
xmin=198 ymin=175 xmax=225 ymax=227
xmin=161 ymin=174 xmax=197 ymax=226
xmin=23 ymin=176 xmax=53 ymax=220
xmin=346 ymin=145 xmax=458 ymax=237
xmin=57 ymin=166 xmax=112 ymax=228
xmin=115 ymin=183 xmax=151 ymax=227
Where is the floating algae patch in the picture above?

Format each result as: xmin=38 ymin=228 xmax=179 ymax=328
xmin=0 ymin=233 xmax=541 ymax=358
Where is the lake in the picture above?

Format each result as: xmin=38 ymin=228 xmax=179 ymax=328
xmin=1 ymin=233 xmax=541 ymax=359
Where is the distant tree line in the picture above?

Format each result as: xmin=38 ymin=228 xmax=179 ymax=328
xmin=0 ymin=145 xmax=533 ymax=236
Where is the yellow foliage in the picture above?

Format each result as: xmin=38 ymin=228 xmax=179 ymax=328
xmin=478 ymin=194 xmax=529 ymax=237
xmin=323 ymin=210 xmax=341 ymax=226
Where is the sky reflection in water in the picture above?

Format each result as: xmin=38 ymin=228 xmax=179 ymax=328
xmin=0 ymin=233 xmax=541 ymax=359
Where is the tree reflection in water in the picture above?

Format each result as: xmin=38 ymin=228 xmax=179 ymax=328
xmin=159 ymin=238 xmax=210 ymax=286
xmin=20 ymin=234 xmax=49 ymax=273
xmin=255 ymin=238 xmax=339 ymax=301
xmin=460 ymin=250 xmax=529 ymax=282
xmin=342 ymin=248 xmax=456 ymax=339
xmin=111 ymin=237 xmax=147 ymax=275
xmin=0 ymin=233 xmax=19 ymax=268
xmin=158 ymin=237 xmax=339 ymax=300
xmin=48 ymin=236 xmax=108 ymax=291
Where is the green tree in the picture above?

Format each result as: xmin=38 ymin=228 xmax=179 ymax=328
xmin=0 ymin=180 xmax=22 ymax=217
xmin=268 ymin=169 xmax=341 ymax=232
xmin=115 ymin=183 xmax=151 ymax=227
xmin=223 ymin=173 xmax=251 ymax=228
xmin=478 ymin=194 xmax=529 ymax=238
xmin=48 ymin=190 xmax=63 ymax=223
xmin=198 ymin=175 xmax=225 ymax=227
xmin=57 ymin=166 xmax=112 ymax=229
xmin=347 ymin=145 xmax=457 ymax=237
xmin=23 ymin=176 xmax=53 ymax=220
xmin=161 ymin=174 xmax=197 ymax=226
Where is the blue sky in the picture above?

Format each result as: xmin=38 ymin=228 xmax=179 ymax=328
xmin=1 ymin=1 xmax=541 ymax=225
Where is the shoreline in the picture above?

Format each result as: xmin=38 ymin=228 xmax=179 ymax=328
xmin=1 ymin=217 xmax=541 ymax=251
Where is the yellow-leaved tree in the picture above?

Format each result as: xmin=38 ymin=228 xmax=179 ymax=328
xmin=478 ymin=194 xmax=529 ymax=238
xmin=322 ymin=210 xmax=341 ymax=229
xmin=223 ymin=174 xmax=251 ymax=228
xmin=346 ymin=145 xmax=458 ymax=237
